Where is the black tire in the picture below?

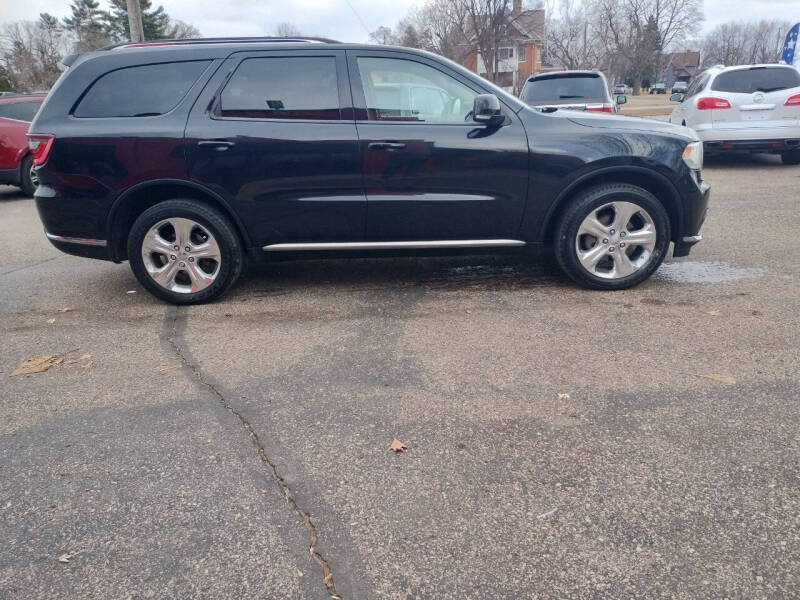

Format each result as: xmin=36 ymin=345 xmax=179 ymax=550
xmin=127 ymin=199 xmax=243 ymax=304
xmin=554 ymin=183 xmax=671 ymax=290
xmin=20 ymin=155 xmax=37 ymax=197
xmin=781 ymin=150 xmax=800 ymax=165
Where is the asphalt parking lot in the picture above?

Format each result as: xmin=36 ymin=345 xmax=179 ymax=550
xmin=1 ymin=154 xmax=798 ymax=599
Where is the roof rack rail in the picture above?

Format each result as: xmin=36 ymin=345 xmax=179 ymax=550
xmin=104 ymin=36 xmax=340 ymax=50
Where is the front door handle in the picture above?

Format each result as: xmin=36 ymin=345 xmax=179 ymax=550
xmin=368 ymin=141 xmax=406 ymax=151
xmin=197 ymin=140 xmax=236 ymax=151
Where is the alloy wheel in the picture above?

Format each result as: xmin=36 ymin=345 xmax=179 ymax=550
xmin=141 ymin=218 xmax=221 ymax=293
xmin=574 ymin=201 xmax=657 ymax=279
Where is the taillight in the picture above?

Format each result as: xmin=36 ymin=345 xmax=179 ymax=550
xmin=785 ymin=94 xmax=800 ymax=106
xmin=586 ymin=104 xmax=614 ymax=113
xmin=696 ymin=97 xmax=731 ymax=110
xmin=27 ymin=134 xmax=54 ymax=166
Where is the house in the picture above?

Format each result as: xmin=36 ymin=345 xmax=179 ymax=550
xmin=461 ymin=1 xmax=545 ymax=94
xmin=662 ymin=51 xmax=701 ymax=87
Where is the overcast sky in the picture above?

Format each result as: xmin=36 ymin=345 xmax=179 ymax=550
xmin=0 ymin=0 xmax=797 ymax=43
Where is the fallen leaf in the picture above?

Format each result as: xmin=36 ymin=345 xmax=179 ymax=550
xmin=537 ymin=507 xmax=558 ymax=520
xmin=389 ymin=439 xmax=407 ymax=453
xmin=47 ymin=318 xmax=56 ymax=324
xmin=56 ymin=307 xmax=72 ymax=313
xmin=57 ymin=553 xmax=71 ymax=563
xmin=126 ymin=290 xmax=136 ymax=295
xmin=707 ymin=310 xmax=722 ymax=316
xmin=557 ymin=393 xmax=570 ymax=400
xmin=10 ymin=355 xmax=63 ymax=377
xmin=751 ymin=310 xmax=763 ymax=316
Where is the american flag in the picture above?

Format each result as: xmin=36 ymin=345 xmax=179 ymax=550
xmin=782 ymin=23 xmax=800 ymax=66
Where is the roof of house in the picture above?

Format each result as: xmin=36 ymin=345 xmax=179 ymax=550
xmin=667 ymin=51 xmax=700 ymax=69
xmin=508 ymin=9 xmax=546 ymax=42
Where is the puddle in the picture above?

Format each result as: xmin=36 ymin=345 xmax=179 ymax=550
xmin=654 ymin=261 xmax=765 ymax=284
xmin=424 ymin=263 xmax=562 ymax=290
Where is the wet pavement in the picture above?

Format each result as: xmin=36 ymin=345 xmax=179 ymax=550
xmin=1 ymin=153 xmax=799 ymax=599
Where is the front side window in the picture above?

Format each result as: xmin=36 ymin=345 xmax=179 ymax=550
xmin=356 ymin=57 xmax=477 ymax=123
xmin=0 ymin=101 xmax=42 ymax=122
xmin=711 ymin=67 xmax=800 ymax=94
xmin=219 ymin=57 xmax=340 ymax=120
xmin=74 ymin=61 xmax=210 ymax=118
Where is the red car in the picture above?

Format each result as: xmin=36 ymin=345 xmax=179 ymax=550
xmin=0 ymin=93 xmax=46 ymax=196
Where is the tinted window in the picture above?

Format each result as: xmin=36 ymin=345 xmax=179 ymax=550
xmin=522 ymin=74 xmax=607 ymax=103
xmin=0 ymin=101 xmax=42 ymax=121
xmin=356 ymin=57 xmax=476 ymax=123
xmin=712 ymin=67 xmax=800 ymax=94
xmin=74 ymin=61 xmax=210 ymax=118
xmin=219 ymin=57 xmax=340 ymax=120
xmin=685 ymin=73 xmax=709 ymax=98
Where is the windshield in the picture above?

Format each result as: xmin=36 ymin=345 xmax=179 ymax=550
xmin=712 ymin=67 xmax=800 ymax=94
xmin=522 ymin=74 xmax=607 ymax=103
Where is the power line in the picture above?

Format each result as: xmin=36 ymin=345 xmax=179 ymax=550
xmin=343 ymin=0 xmax=372 ymax=37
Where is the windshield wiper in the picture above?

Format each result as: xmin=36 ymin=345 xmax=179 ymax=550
xmin=559 ymin=95 xmax=585 ymax=99
xmin=754 ymin=87 xmax=786 ymax=93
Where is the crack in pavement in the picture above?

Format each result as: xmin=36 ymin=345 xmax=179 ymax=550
xmin=0 ymin=257 xmax=57 ymax=277
xmin=164 ymin=306 xmax=342 ymax=600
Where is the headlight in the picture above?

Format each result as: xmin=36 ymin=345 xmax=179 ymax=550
xmin=682 ymin=141 xmax=703 ymax=170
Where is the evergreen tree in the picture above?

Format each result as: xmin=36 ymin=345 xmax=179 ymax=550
xmin=102 ymin=0 xmax=172 ymax=42
xmin=63 ymin=0 xmax=109 ymax=52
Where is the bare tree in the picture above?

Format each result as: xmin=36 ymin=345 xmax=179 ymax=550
xmin=701 ymin=19 xmax=793 ymax=68
xmin=461 ymin=0 xmax=513 ymax=82
xmin=1 ymin=15 xmax=70 ymax=92
xmin=166 ymin=18 xmax=201 ymax=39
xmin=274 ymin=22 xmax=302 ymax=38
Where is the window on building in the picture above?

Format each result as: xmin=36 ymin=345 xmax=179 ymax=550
xmin=497 ymin=47 xmax=514 ymax=61
xmin=518 ymin=45 xmax=527 ymax=62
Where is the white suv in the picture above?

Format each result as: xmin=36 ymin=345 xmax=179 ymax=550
xmin=669 ymin=64 xmax=800 ymax=165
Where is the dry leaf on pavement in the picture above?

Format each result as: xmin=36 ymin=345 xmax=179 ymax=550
xmin=56 ymin=307 xmax=73 ymax=313
xmin=57 ymin=552 xmax=72 ymax=563
xmin=10 ymin=355 xmax=64 ymax=377
xmin=708 ymin=310 xmax=722 ymax=316
xmin=557 ymin=393 xmax=571 ymax=400
xmin=46 ymin=318 xmax=56 ymax=324
xmin=700 ymin=374 xmax=736 ymax=385
xmin=389 ymin=439 xmax=408 ymax=453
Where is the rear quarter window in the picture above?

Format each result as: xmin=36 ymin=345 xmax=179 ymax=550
xmin=711 ymin=67 xmax=800 ymax=94
xmin=0 ymin=101 xmax=43 ymax=122
xmin=522 ymin=74 xmax=607 ymax=103
xmin=74 ymin=60 xmax=211 ymax=118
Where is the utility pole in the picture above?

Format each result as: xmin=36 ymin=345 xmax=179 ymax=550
xmin=126 ymin=0 xmax=145 ymax=42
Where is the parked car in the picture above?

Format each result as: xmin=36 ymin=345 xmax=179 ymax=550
xmin=0 ymin=93 xmax=46 ymax=196
xmin=30 ymin=38 xmax=709 ymax=304
xmin=520 ymin=70 xmax=622 ymax=114
xmin=613 ymin=83 xmax=627 ymax=95
xmin=650 ymin=83 xmax=667 ymax=94
xmin=671 ymin=81 xmax=688 ymax=94
xmin=669 ymin=64 xmax=800 ymax=164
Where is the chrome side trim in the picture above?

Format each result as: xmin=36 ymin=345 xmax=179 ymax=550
xmin=263 ymin=239 xmax=526 ymax=252
xmin=46 ymin=232 xmax=108 ymax=247
xmin=682 ymin=235 xmax=702 ymax=243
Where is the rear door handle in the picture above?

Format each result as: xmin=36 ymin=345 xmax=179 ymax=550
xmin=197 ymin=140 xmax=236 ymax=150
xmin=368 ymin=141 xmax=406 ymax=151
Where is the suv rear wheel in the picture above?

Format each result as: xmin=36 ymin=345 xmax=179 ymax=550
xmin=554 ymin=183 xmax=670 ymax=290
xmin=127 ymin=199 xmax=243 ymax=304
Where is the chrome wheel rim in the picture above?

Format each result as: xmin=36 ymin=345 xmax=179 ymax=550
xmin=29 ymin=166 xmax=39 ymax=188
xmin=141 ymin=218 xmax=221 ymax=294
xmin=575 ymin=201 xmax=657 ymax=280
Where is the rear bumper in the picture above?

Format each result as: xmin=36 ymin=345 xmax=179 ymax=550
xmin=703 ymin=138 xmax=800 ymax=154
xmin=44 ymin=231 xmax=112 ymax=260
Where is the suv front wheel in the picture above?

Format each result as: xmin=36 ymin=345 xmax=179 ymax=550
xmin=127 ymin=199 xmax=243 ymax=304
xmin=555 ymin=183 xmax=670 ymax=290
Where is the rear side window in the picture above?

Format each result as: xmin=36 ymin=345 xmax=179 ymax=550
xmin=0 ymin=101 xmax=42 ymax=122
xmin=522 ymin=74 xmax=607 ymax=103
xmin=219 ymin=57 xmax=340 ymax=120
xmin=74 ymin=61 xmax=210 ymax=118
xmin=711 ymin=67 xmax=800 ymax=94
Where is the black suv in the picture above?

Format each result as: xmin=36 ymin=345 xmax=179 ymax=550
xmin=30 ymin=38 xmax=709 ymax=304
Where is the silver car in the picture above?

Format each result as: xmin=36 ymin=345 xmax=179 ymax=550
xmin=520 ymin=70 xmax=624 ymax=114
xmin=669 ymin=64 xmax=800 ymax=165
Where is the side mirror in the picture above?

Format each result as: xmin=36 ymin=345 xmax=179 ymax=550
xmin=473 ymin=94 xmax=503 ymax=125
xmin=616 ymin=94 xmax=627 ymax=105
xmin=669 ymin=92 xmax=684 ymax=103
